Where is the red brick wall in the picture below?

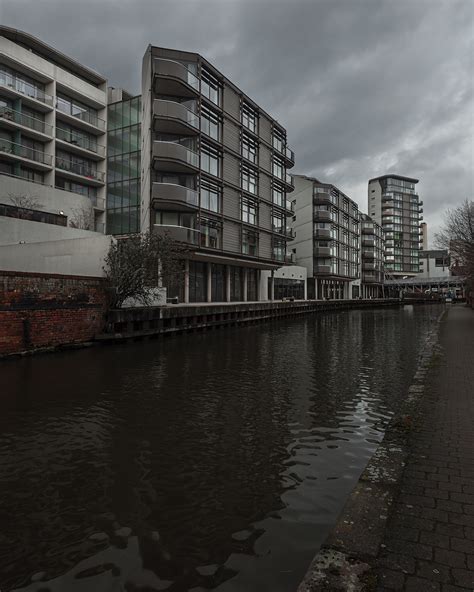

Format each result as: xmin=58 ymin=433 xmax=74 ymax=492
xmin=0 ymin=271 xmax=108 ymax=356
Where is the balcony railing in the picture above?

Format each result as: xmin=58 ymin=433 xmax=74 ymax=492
xmin=153 ymin=99 xmax=199 ymax=134
xmin=153 ymin=224 xmax=200 ymax=245
xmin=285 ymin=146 xmax=295 ymax=163
xmin=0 ymin=139 xmax=52 ymax=166
xmin=285 ymin=172 xmax=293 ymax=186
xmin=285 ymin=199 xmax=294 ymax=213
xmin=153 ymin=58 xmax=200 ymax=97
xmin=55 ymin=157 xmax=105 ymax=182
xmin=56 ymin=102 xmax=106 ymax=131
xmin=0 ymin=106 xmax=52 ymax=136
xmin=284 ymin=252 xmax=296 ymax=264
xmin=56 ymin=127 xmax=106 ymax=157
xmin=152 ymin=182 xmax=199 ymax=211
xmin=0 ymin=72 xmax=53 ymax=106
xmin=152 ymin=140 xmax=199 ymax=172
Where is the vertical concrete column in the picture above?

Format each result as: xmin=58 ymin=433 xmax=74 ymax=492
xmin=184 ymin=259 xmax=190 ymax=304
xmin=207 ymin=262 xmax=212 ymax=303
xmin=226 ymin=265 xmax=231 ymax=302
xmin=243 ymin=268 xmax=248 ymax=302
xmin=269 ymin=270 xmax=275 ymax=301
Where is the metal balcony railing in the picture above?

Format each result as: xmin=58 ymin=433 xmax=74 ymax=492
xmin=0 ymin=72 xmax=53 ymax=106
xmin=0 ymin=139 xmax=52 ymax=165
xmin=56 ymin=127 xmax=105 ymax=156
xmin=55 ymin=157 xmax=105 ymax=182
xmin=0 ymin=106 xmax=53 ymax=135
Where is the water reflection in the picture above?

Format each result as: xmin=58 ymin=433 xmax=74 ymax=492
xmin=0 ymin=305 xmax=441 ymax=591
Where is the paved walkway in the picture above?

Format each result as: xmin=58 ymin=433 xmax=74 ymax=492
xmin=377 ymin=305 xmax=474 ymax=591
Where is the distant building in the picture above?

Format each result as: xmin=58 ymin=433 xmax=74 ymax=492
xmin=420 ymin=221 xmax=428 ymax=250
xmin=0 ymin=26 xmax=107 ymax=235
xmin=360 ymin=213 xmax=384 ymax=298
xmin=368 ymin=174 xmax=423 ymax=278
xmin=292 ymin=175 xmax=360 ymax=299
xmin=419 ymin=249 xmax=450 ymax=279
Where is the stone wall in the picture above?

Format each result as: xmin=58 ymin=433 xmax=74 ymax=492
xmin=0 ymin=271 xmax=107 ymax=356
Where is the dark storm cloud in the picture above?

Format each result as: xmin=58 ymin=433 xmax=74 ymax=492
xmin=2 ymin=0 xmax=472 ymax=242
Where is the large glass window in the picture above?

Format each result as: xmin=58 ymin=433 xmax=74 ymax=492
xmin=56 ymin=149 xmax=97 ymax=177
xmin=201 ymin=69 xmax=221 ymax=106
xmin=201 ymin=143 xmax=220 ymax=177
xmin=200 ymin=180 xmax=221 ymax=213
xmin=56 ymin=94 xmax=99 ymax=127
xmin=242 ymin=196 xmax=257 ymax=225
xmin=272 ymin=127 xmax=285 ymax=153
xmin=242 ymin=103 xmax=257 ymax=133
xmin=56 ymin=123 xmax=98 ymax=153
xmin=242 ymin=133 xmax=258 ymax=164
xmin=272 ymin=183 xmax=285 ymax=207
xmin=200 ymin=218 xmax=222 ymax=249
xmin=242 ymin=229 xmax=258 ymax=256
xmin=272 ymin=155 xmax=284 ymax=180
xmin=0 ymin=66 xmax=47 ymax=102
xmin=273 ymin=238 xmax=286 ymax=261
xmin=201 ymin=105 xmax=220 ymax=140
xmin=272 ymin=210 xmax=285 ymax=233
xmin=241 ymin=165 xmax=257 ymax=194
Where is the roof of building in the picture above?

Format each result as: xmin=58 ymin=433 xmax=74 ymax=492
xmin=368 ymin=174 xmax=419 ymax=184
xmin=0 ymin=26 xmax=106 ymax=86
xmin=292 ymin=174 xmax=359 ymax=209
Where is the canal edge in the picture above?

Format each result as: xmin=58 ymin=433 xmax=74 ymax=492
xmin=297 ymin=309 xmax=447 ymax=592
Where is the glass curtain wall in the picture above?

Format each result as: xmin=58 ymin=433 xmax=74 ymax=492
xmin=106 ymin=96 xmax=141 ymax=234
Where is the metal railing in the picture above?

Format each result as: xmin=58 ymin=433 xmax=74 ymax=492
xmin=0 ymin=106 xmax=52 ymax=135
xmin=56 ymin=102 xmax=106 ymax=131
xmin=55 ymin=157 xmax=105 ymax=182
xmin=0 ymin=72 xmax=54 ymax=106
xmin=153 ymin=58 xmax=200 ymax=93
xmin=154 ymin=99 xmax=199 ymax=130
xmin=56 ymin=127 xmax=105 ymax=156
xmin=0 ymin=139 xmax=52 ymax=165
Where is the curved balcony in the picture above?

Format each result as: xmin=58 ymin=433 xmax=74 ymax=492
xmin=55 ymin=157 xmax=105 ymax=185
xmin=314 ymin=246 xmax=332 ymax=257
xmin=284 ymin=146 xmax=295 ymax=167
xmin=284 ymin=252 xmax=296 ymax=264
xmin=0 ymin=140 xmax=53 ymax=170
xmin=314 ymin=191 xmax=333 ymax=205
xmin=152 ymin=141 xmax=199 ymax=174
xmin=153 ymin=58 xmax=200 ymax=98
xmin=153 ymin=224 xmax=200 ymax=245
xmin=283 ymin=172 xmax=294 ymax=191
xmin=314 ymin=209 xmax=333 ymax=222
xmin=0 ymin=106 xmax=53 ymax=140
xmin=0 ymin=73 xmax=53 ymax=111
xmin=153 ymin=99 xmax=199 ymax=136
xmin=314 ymin=228 xmax=331 ymax=240
xmin=151 ymin=182 xmax=199 ymax=212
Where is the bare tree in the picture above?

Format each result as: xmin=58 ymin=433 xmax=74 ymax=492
xmin=435 ymin=199 xmax=474 ymax=294
xmin=8 ymin=192 xmax=43 ymax=210
xmin=69 ymin=206 xmax=95 ymax=231
xmin=103 ymin=231 xmax=189 ymax=308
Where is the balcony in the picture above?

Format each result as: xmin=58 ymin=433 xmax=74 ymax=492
xmin=362 ymin=250 xmax=376 ymax=259
xmin=314 ymin=246 xmax=332 ymax=257
xmin=56 ymin=127 xmax=106 ymax=160
xmin=55 ymin=105 xmax=106 ymax=134
xmin=284 ymin=146 xmax=295 ymax=167
xmin=0 ymin=106 xmax=53 ymax=140
xmin=361 ymin=226 xmax=374 ymax=234
xmin=284 ymin=172 xmax=294 ymax=191
xmin=285 ymin=199 xmax=294 ymax=214
xmin=152 ymin=140 xmax=199 ymax=173
xmin=284 ymin=252 xmax=296 ymax=264
xmin=55 ymin=157 xmax=105 ymax=185
xmin=0 ymin=140 xmax=53 ymax=170
xmin=314 ymin=210 xmax=333 ymax=222
xmin=153 ymin=99 xmax=199 ymax=135
xmin=0 ymin=73 xmax=53 ymax=111
xmin=91 ymin=196 xmax=106 ymax=211
xmin=283 ymin=227 xmax=295 ymax=239
xmin=363 ymin=273 xmax=381 ymax=284
xmin=313 ymin=191 xmax=333 ymax=205
xmin=153 ymin=224 xmax=200 ymax=245
xmin=151 ymin=182 xmax=199 ymax=212
xmin=153 ymin=58 xmax=200 ymax=98
xmin=362 ymin=237 xmax=375 ymax=247
xmin=314 ymin=264 xmax=332 ymax=274
xmin=363 ymin=262 xmax=377 ymax=271
xmin=314 ymin=228 xmax=331 ymax=239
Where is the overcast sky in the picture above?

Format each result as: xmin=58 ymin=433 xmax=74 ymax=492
xmin=2 ymin=0 xmax=472 ymax=244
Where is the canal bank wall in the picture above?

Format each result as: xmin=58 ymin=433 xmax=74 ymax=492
xmin=297 ymin=309 xmax=444 ymax=592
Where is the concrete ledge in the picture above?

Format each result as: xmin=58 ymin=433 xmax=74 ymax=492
xmin=297 ymin=312 xmax=444 ymax=591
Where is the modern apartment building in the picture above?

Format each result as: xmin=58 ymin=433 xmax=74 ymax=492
xmin=140 ymin=46 xmax=295 ymax=302
xmin=0 ymin=26 xmax=107 ymax=234
xmin=292 ymin=175 xmax=360 ymax=299
xmin=368 ymin=174 xmax=423 ymax=278
xmin=360 ymin=213 xmax=384 ymax=298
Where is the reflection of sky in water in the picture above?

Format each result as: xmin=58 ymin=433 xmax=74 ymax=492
xmin=1 ymin=305 xmax=442 ymax=592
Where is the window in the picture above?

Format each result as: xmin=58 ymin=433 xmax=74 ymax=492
xmin=242 ymin=133 xmax=258 ymax=164
xmin=272 ymin=210 xmax=284 ymax=233
xmin=200 ymin=180 xmax=221 ymax=213
xmin=201 ymin=69 xmax=220 ymax=106
xmin=241 ymin=165 xmax=257 ymax=194
xmin=201 ymin=105 xmax=220 ymax=140
xmin=0 ymin=66 xmax=46 ymax=102
xmin=272 ymin=127 xmax=285 ymax=153
xmin=242 ymin=229 xmax=258 ymax=256
xmin=272 ymin=183 xmax=285 ymax=207
xmin=201 ymin=143 xmax=220 ymax=177
xmin=200 ymin=218 xmax=221 ymax=248
xmin=242 ymin=102 xmax=257 ymax=133
xmin=56 ymin=123 xmax=98 ymax=153
xmin=56 ymin=149 xmax=97 ymax=178
xmin=242 ymin=196 xmax=257 ymax=225
xmin=273 ymin=238 xmax=286 ymax=261
xmin=56 ymin=93 xmax=99 ymax=127
xmin=20 ymin=167 xmax=44 ymax=184
xmin=272 ymin=155 xmax=284 ymax=180
xmin=55 ymin=177 xmax=97 ymax=198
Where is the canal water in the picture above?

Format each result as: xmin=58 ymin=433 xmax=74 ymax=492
xmin=0 ymin=304 xmax=441 ymax=592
